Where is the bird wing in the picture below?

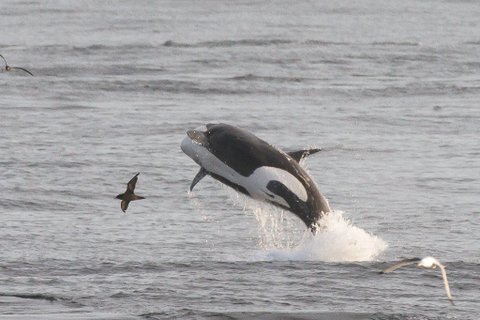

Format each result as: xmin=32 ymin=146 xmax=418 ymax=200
xmin=381 ymin=258 xmax=421 ymax=273
xmin=438 ymin=264 xmax=453 ymax=304
xmin=127 ymin=173 xmax=140 ymax=192
xmin=121 ymin=200 xmax=129 ymax=212
xmin=11 ymin=66 xmax=34 ymax=76
xmin=0 ymin=54 xmax=7 ymax=66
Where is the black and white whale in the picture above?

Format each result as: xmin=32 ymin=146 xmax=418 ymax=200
xmin=181 ymin=123 xmax=331 ymax=232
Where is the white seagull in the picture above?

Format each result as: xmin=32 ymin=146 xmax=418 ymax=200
xmin=381 ymin=256 xmax=453 ymax=304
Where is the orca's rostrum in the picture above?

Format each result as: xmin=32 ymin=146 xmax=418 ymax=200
xmin=181 ymin=123 xmax=331 ymax=232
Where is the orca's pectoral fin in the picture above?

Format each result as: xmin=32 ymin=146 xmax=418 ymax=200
xmin=190 ymin=167 xmax=208 ymax=191
xmin=287 ymin=148 xmax=322 ymax=162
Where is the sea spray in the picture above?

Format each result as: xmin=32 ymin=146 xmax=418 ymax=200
xmin=197 ymin=182 xmax=387 ymax=262
xmin=253 ymin=210 xmax=388 ymax=262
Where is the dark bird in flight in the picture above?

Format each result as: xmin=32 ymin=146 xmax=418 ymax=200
xmin=0 ymin=54 xmax=34 ymax=76
xmin=115 ymin=173 xmax=145 ymax=212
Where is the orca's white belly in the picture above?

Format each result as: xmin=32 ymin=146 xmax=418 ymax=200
xmin=181 ymin=136 xmax=308 ymax=209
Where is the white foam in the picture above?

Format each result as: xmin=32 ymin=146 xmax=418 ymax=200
xmin=217 ymin=183 xmax=388 ymax=262
xmin=253 ymin=209 xmax=388 ymax=262
xmin=187 ymin=170 xmax=387 ymax=263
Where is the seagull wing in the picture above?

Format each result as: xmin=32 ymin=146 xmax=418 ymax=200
xmin=381 ymin=258 xmax=422 ymax=274
xmin=127 ymin=173 xmax=140 ymax=193
xmin=438 ymin=264 xmax=453 ymax=304
xmin=121 ymin=200 xmax=129 ymax=212
xmin=11 ymin=66 xmax=34 ymax=76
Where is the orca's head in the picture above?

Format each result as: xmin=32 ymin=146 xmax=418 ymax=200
xmin=181 ymin=124 xmax=214 ymax=167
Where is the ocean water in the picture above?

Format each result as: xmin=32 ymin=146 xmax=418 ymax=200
xmin=1 ymin=0 xmax=479 ymax=319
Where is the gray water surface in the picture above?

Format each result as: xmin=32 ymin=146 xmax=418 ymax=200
xmin=1 ymin=1 xmax=479 ymax=319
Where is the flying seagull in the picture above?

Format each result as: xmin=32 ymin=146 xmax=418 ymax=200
xmin=381 ymin=256 xmax=453 ymax=304
xmin=115 ymin=173 xmax=145 ymax=212
xmin=0 ymin=54 xmax=34 ymax=76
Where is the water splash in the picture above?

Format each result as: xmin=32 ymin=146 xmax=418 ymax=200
xmin=197 ymin=183 xmax=387 ymax=263
xmin=253 ymin=209 xmax=388 ymax=262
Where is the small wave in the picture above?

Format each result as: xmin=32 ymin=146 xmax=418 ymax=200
xmin=110 ymin=291 xmax=130 ymax=299
xmin=370 ymin=41 xmax=421 ymax=47
xmin=165 ymin=39 xmax=361 ymax=48
xmin=0 ymin=292 xmax=84 ymax=308
xmin=163 ymin=40 xmax=191 ymax=48
xmin=70 ymin=43 xmax=157 ymax=54
xmin=163 ymin=39 xmax=293 ymax=48
xmin=228 ymin=73 xmax=304 ymax=83
xmin=304 ymin=39 xmax=351 ymax=46
xmin=80 ymin=79 xmax=258 ymax=95
xmin=464 ymin=40 xmax=480 ymax=46
xmin=45 ymin=104 xmax=96 ymax=111
xmin=311 ymin=58 xmax=349 ymax=65
xmin=0 ymin=292 xmax=57 ymax=302
xmin=320 ymin=144 xmax=398 ymax=154
xmin=73 ymin=44 xmax=109 ymax=51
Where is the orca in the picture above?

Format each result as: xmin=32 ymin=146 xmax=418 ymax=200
xmin=181 ymin=123 xmax=331 ymax=233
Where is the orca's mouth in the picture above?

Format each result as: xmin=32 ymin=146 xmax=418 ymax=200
xmin=187 ymin=129 xmax=209 ymax=147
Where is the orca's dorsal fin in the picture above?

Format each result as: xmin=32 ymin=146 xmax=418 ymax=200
xmin=287 ymin=148 xmax=322 ymax=162
xmin=190 ymin=167 xmax=208 ymax=191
